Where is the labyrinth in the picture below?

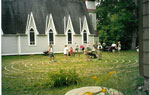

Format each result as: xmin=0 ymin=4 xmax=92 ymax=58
xmin=2 ymin=51 xmax=141 ymax=95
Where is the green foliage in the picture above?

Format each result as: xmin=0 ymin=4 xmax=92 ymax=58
xmin=97 ymin=0 xmax=137 ymax=50
xmin=49 ymin=69 xmax=80 ymax=87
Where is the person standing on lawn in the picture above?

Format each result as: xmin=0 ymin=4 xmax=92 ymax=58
xmin=117 ymin=41 xmax=121 ymax=54
xmin=111 ymin=42 xmax=117 ymax=53
xmin=97 ymin=43 xmax=103 ymax=60
xmin=85 ymin=46 xmax=92 ymax=61
xmin=70 ymin=46 xmax=74 ymax=56
xmin=93 ymin=42 xmax=98 ymax=50
xmin=48 ymin=44 xmax=54 ymax=62
xmin=102 ymin=42 xmax=106 ymax=51
xmin=64 ymin=45 xmax=69 ymax=62
xmin=93 ymin=41 xmax=98 ymax=57
xmin=75 ymin=43 xmax=80 ymax=57
xmin=80 ymin=45 xmax=85 ymax=53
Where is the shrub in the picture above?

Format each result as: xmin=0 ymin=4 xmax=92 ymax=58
xmin=49 ymin=69 xmax=80 ymax=87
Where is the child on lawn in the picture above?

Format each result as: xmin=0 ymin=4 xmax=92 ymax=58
xmin=70 ymin=46 xmax=74 ymax=56
xmin=48 ymin=44 xmax=54 ymax=62
xmin=64 ymin=45 xmax=68 ymax=62
xmin=118 ymin=41 xmax=121 ymax=54
xmin=75 ymin=43 xmax=80 ymax=57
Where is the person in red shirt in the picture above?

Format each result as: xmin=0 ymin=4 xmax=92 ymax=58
xmin=70 ymin=46 xmax=74 ymax=56
xmin=80 ymin=45 xmax=85 ymax=53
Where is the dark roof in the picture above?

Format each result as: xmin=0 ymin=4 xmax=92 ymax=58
xmin=2 ymin=0 xmax=95 ymax=34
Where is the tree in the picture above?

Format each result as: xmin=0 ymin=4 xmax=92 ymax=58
xmin=96 ymin=0 xmax=137 ymax=50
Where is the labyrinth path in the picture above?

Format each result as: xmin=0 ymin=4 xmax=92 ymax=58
xmin=2 ymin=53 xmax=138 ymax=80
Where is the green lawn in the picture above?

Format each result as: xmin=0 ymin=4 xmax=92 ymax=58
xmin=2 ymin=51 xmax=144 ymax=95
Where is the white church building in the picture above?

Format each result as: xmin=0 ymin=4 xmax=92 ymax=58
xmin=2 ymin=0 xmax=98 ymax=55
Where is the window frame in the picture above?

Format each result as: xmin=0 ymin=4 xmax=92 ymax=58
xmin=83 ymin=30 xmax=87 ymax=44
xmin=49 ymin=29 xmax=54 ymax=45
xmin=67 ymin=30 xmax=72 ymax=44
xmin=29 ymin=28 xmax=36 ymax=46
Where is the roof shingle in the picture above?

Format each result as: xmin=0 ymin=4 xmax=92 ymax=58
xmin=2 ymin=0 xmax=95 ymax=34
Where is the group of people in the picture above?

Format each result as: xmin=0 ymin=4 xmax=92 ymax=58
xmin=63 ymin=43 xmax=86 ymax=62
xmin=84 ymin=42 xmax=103 ymax=61
xmin=110 ymin=41 xmax=121 ymax=54
xmin=48 ymin=43 xmax=82 ymax=62
xmin=48 ymin=41 xmax=121 ymax=62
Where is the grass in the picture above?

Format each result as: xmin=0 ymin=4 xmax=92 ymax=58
xmin=2 ymin=50 xmax=144 ymax=95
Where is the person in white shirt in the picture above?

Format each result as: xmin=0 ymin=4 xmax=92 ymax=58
xmin=48 ymin=44 xmax=54 ymax=62
xmin=75 ymin=43 xmax=79 ymax=52
xmin=75 ymin=43 xmax=80 ymax=57
xmin=97 ymin=43 xmax=103 ymax=60
xmin=136 ymin=46 xmax=139 ymax=52
xmin=111 ymin=42 xmax=117 ymax=53
xmin=111 ymin=43 xmax=117 ymax=47
xmin=64 ymin=45 xmax=68 ymax=62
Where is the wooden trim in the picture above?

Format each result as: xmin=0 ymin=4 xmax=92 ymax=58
xmin=55 ymin=34 xmax=66 ymax=36
xmin=2 ymin=52 xmax=43 ymax=56
xmin=18 ymin=35 xmax=21 ymax=54
xmin=139 ymin=0 xmax=144 ymax=76
xmin=74 ymin=34 xmax=82 ymax=36
xmin=2 ymin=34 xmax=17 ymax=36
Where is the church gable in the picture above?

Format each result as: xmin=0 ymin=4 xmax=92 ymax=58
xmin=65 ymin=15 xmax=75 ymax=35
xmin=45 ymin=14 xmax=57 ymax=35
xmin=25 ymin=12 xmax=39 ymax=35
xmin=82 ymin=16 xmax=90 ymax=35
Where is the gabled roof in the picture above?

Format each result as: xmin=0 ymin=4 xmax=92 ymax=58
xmin=2 ymin=0 xmax=95 ymax=34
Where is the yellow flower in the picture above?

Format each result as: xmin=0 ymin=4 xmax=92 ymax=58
xmin=106 ymin=71 xmax=117 ymax=79
xmin=101 ymin=88 xmax=107 ymax=92
xmin=92 ymin=76 xmax=97 ymax=80
xmin=108 ymin=71 xmax=116 ymax=75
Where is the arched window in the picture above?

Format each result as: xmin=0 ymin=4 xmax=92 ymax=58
xmin=83 ymin=30 xmax=87 ymax=44
xmin=49 ymin=29 xmax=54 ymax=44
xmin=29 ymin=28 xmax=35 ymax=45
xmin=68 ymin=30 xmax=72 ymax=44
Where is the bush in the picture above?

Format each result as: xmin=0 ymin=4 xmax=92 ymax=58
xmin=49 ymin=69 xmax=80 ymax=87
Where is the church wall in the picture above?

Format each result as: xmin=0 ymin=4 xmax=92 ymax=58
xmin=2 ymin=35 xmax=18 ymax=55
xmin=88 ymin=35 xmax=95 ymax=47
xmin=54 ymin=35 xmax=66 ymax=53
xmin=73 ymin=35 xmax=82 ymax=45
xmin=20 ymin=35 xmax=48 ymax=54
xmin=2 ymin=34 xmax=97 ymax=55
